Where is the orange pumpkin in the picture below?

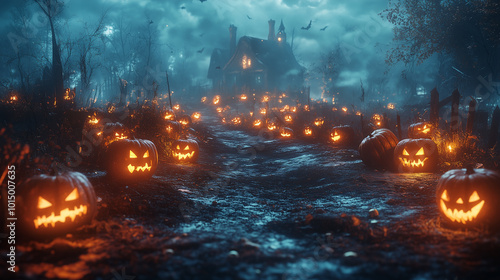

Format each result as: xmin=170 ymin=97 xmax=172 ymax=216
xmin=358 ymin=128 xmax=398 ymax=170
xmin=172 ymin=139 xmax=199 ymax=162
xmin=105 ymin=139 xmax=158 ymax=182
xmin=394 ymin=138 xmax=438 ymax=173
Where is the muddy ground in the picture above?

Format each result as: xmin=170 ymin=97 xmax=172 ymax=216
xmin=2 ymin=110 xmax=500 ymax=280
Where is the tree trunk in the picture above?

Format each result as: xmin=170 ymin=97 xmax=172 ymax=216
xmin=49 ymin=17 xmax=64 ymax=107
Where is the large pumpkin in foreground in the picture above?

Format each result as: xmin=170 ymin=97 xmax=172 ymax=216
xmin=358 ymin=128 xmax=398 ymax=170
xmin=436 ymin=167 xmax=500 ymax=227
xmin=394 ymin=138 xmax=438 ymax=173
xmin=17 ymin=172 xmax=97 ymax=237
xmin=105 ymin=139 xmax=158 ymax=182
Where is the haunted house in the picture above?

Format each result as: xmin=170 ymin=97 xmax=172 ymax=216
xmin=208 ymin=20 xmax=305 ymax=95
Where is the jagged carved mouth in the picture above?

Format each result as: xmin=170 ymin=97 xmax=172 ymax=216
xmin=440 ymin=199 xmax=485 ymax=224
xmin=127 ymin=162 xmax=152 ymax=173
xmin=34 ymin=205 xmax=87 ymax=228
xmin=399 ymin=157 xmax=427 ymax=168
xmin=173 ymin=151 xmax=195 ymax=160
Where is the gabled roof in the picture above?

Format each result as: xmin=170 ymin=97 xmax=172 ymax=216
xmin=223 ymin=36 xmax=304 ymax=76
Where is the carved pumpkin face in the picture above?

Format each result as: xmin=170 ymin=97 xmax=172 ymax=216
xmin=280 ymin=127 xmax=293 ymax=138
xmin=329 ymin=125 xmax=355 ymax=145
xmin=303 ymin=126 xmax=313 ymax=137
xmin=394 ymin=138 xmax=438 ymax=173
xmin=17 ymin=172 xmax=97 ymax=237
xmin=191 ymin=112 xmax=201 ymax=122
xmin=408 ymin=122 xmax=433 ymax=139
xmin=172 ymin=139 xmax=199 ymax=162
xmin=102 ymin=122 xmax=129 ymax=146
xmin=314 ymin=118 xmax=324 ymax=127
xmin=105 ymin=139 xmax=158 ymax=182
xmin=164 ymin=109 xmax=176 ymax=121
xmin=284 ymin=114 xmax=293 ymax=123
xmin=231 ymin=116 xmax=242 ymax=126
xmin=178 ymin=115 xmax=192 ymax=127
xmin=165 ymin=121 xmax=182 ymax=140
xmin=253 ymin=119 xmax=262 ymax=128
xmin=436 ymin=167 xmax=500 ymax=227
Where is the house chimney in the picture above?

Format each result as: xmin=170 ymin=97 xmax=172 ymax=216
xmin=268 ymin=19 xmax=275 ymax=41
xmin=229 ymin=24 xmax=237 ymax=56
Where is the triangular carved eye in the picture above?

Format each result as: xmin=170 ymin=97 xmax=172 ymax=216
xmin=441 ymin=190 xmax=450 ymax=202
xmin=416 ymin=147 xmax=425 ymax=156
xmin=456 ymin=197 xmax=464 ymax=204
xmin=176 ymin=145 xmax=181 ymax=150
xmin=143 ymin=151 xmax=149 ymax=158
xmin=469 ymin=191 xmax=480 ymax=203
xmin=65 ymin=189 xmax=79 ymax=201
xmin=38 ymin=197 xmax=52 ymax=209
xmin=130 ymin=151 xmax=137 ymax=158
xmin=184 ymin=146 xmax=190 ymax=151
xmin=402 ymin=149 xmax=409 ymax=156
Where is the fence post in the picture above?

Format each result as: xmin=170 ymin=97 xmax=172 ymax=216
xmin=466 ymin=98 xmax=477 ymax=134
xmin=450 ymin=89 xmax=460 ymax=133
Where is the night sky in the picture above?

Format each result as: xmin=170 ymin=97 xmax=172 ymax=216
xmin=0 ymin=0 xmax=406 ymax=99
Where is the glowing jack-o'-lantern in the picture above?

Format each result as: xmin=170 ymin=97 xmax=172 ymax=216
xmin=231 ymin=116 xmax=242 ymax=126
xmin=408 ymin=122 xmax=433 ymax=139
xmin=267 ymin=121 xmax=277 ymax=131
xmin=105 ymin=139 xmax=158 ymax=182
xmin=303 ymin=126 xmax=313 ymax=137
xmin=280 ymin=127 xmax=293 ymax=138
xmin=329 ymin=125 xmax=355 ymax=146
xmin=172 ymin=139 xmax=199 ymax=162
xmin=164 ymin=109 xmax=176 ymax=121
xmin=102 ymin=122 xmax=129 ymax=147
xmin=213 ymin=95 xmax=220 ymax=105
xmin=436 ymin=167 xmax=500 ymax=227
xmin=253 ymin=119 xmax=262 ymax=128
xmin=201 ymin=96 xmax=207 ymax=103
xmin=178 ymin=115 xmax=192 ymax=127
xmin=314 ymin=118 xmax=324 ymax=127
xmin=394 ymin=138 xmax=438 ymax=173
xmin=173 ymin=104 xmax=181 ymax=111
xmin=359 ymin=128 xmax=399 ymax=170
xmin=165 ymin=121 xmax=182 ymax=140
xmin=191 ymin=112 xmax=201 ymax=122
xmin=284 ymin=114 xmax=293 ymax=123
xmin=17 ymin=172 xmax=97 ymax=237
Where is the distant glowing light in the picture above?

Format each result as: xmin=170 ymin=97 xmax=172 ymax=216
xmin=387 ymin=103 xmax=395 ymax=110
xmin=240 ymin=94 xmax=247 ymax=101
xmin=342 ymin=107 xmax=348 ymax=113
xmin=213 ymin=95 xmax=220 ymax=105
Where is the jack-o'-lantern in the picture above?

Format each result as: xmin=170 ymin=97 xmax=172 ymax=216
xmin=303 ymin=126 xmax=313 ymax=137
xmin=231 ymin=116 xmax=242 ymax=126
xmin=358 ymin=128 xmax=398 ymax=170
xmin=329 ymin=125 xmax=355 ymax=145
xmin=164 ymin=109 xmax=176 ymax=121
xmin=165 ymin=121 xmax=182 ymax=140
xmin=267 ymin=121 xmax=277 ymax=131
xmin=201 ymin=96 xmax=207 ymax=103
xmin=178 ymin=115 xmax=192 ymax=127
xmin=280 ymin=127 xmax=293 ymax=138
xmin=408 ymin=122 xmax=433 ymax=139
xmin=102 ymin=122 xmax=129 ymax=147
xmin=240 ymin=94 xmax=247 ymax=101
xmin=253 ymin=119 xmax=262 ymax=128
xmin=105 ymin=139 xmax=158 ymax=182
xmin=17 ymin=172 xmax=97 ymax=237
xmin=284 ymin=114 xmax=293 ymax=123
xmin=172 ymin=139 xmax=199 ymax=162
xmin=260 ymin=108 xmax=267 ymax=115
xmin=173 ymin=104 xmax=181 ymax=111
xmin=216 ymin=107 xmax=223 ymax=113
xmin=314 ymin=118 xmax=324 ymax=127
xmin=191 ymin=112 xmax=201 ymax=122
xmin=394 ymin=138 xmax=438 ymax=173
xmin=213 ymin=95 xmax=220 ymax=105
xmin=371 ymin=114 xmax=383 ymax=127
xmin=436 ymin=167 xmax=500 ymax=227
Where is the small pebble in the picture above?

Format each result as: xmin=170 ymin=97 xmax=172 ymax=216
xmin=228 ymin=250 xmax=239 ymax=258
xmin=344 ymin=251 xmax=357 ymax=257
xmin=369 ymin=209 xmax=379 ymax=218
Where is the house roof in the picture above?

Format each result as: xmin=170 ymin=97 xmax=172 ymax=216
xmin=223 ymin=36 xmax=304 ymax=77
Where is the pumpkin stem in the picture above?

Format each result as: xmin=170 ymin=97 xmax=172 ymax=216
xmin=465 ymin=165 xmax=475 ymax=175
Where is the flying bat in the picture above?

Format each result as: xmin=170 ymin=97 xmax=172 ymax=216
xmin=301 ymin=20 xmax=312 ymax=30
xmin=197 ymin=47 xmax=205 ymax=53
xmin=247 ymin=15 xmax=252 ymax=20
xmin=320 ymin=26 xmax=328 ymax=31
